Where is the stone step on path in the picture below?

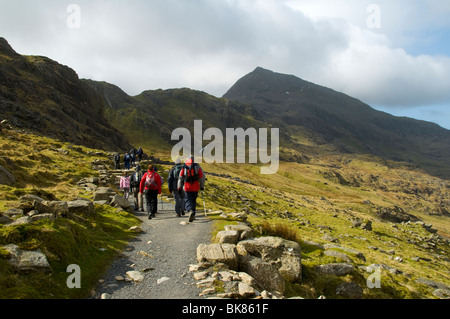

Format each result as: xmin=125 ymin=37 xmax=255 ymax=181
xmin=92 ymin=195 xmax=213 ymax=299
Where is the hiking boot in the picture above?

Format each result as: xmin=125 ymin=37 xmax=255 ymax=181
xmin=182 ymin=210 xmax=186 ymax=216
xmin=148 ymin=214 xmax=152 ymax=220
xmin=188 ymin=211 xmax=195 ymax=222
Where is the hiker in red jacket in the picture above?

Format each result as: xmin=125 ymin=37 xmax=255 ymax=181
xmin=178 ymin=156 xmax=205 ymax=222
xmin=139 ymin=164 xmax=162 ymax=219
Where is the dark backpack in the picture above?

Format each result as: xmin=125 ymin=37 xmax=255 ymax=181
xmin=184 ymin=164 xmax=200 ymax=183
xmin=131 ymin=171 xmax=142 ymax=187
xmin=172 ymin=164 xmax=183 ymax=181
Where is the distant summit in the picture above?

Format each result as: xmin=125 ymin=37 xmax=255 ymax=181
xmin=224 ymin=67 xmax=450 ymax=179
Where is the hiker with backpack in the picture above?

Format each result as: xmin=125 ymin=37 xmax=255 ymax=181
xmin=137 ymin=147 xmax=143 ymax=162
xmin=114 ymin=153 xmax=119 ymax=169
xmin=119 ymin=171 xmax=131 ymax=200
xmin=168 ymin=158 xmax=185 ymax=217
xmin=178 ymin=155 xmax=205 ymax=222
xmin=124 ymin=152 xmax=131 ymax=170
xmin=131 ymin=165 xmax=144 ymax=211
xmin=139 ymin=164 xmax=162 ymax=219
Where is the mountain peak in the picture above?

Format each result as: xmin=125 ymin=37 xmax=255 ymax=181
xmin=224 ymin=67 xmax=311 ymax=100
xmin=0 ymin=37 xmax=19 ymax=57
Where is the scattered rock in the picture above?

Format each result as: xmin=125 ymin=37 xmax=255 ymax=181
xmin=29 ymin=213 xmax=54 ymax=223
xmin=111 ymin=194 xmax=131 ymax=209
xmin=129 ymin=226 xmax=144 ymax=233
xmin=157 ymin=277 xmax=170 ymax=284
xmin=236 ymin=236 xmax=302 ymax=283
xmin=361 ymin=221 xmax=373 ymax=231
xmin=67 ymin=199 xmax=95 ymax=216
xmin=0 ymin=165 xmax=16 ymax=186
xmin=415 ymin=278 xmax=449 ymax=290
xmin=224 ymin=224 xmax=253 ymax=240
xmin=239 ymin=255 xmax=285 ymax=295
xmin=375 ymin=206 xmax=419 ymax=223
xmin=9 ymin=216 xmax=31 ymax=226
xmin=34 ymin=200 xmax=70 ymax=219
xmin=315 ymin=263 xmax=354 ymax=276
xmin=432 ymin=289 xmax=450 ymax=299
xmin=93 ymin=187 xmax=116 ymax=201
xmin=336 ymin=282 xmax=363 ymax=299
xmin=216 ymin=230 xmax=239 ymax=244
xmin=324 ymin=250 xmax=353 ymax=263
xmin=3 ymin=244 xmax=52 ymax=273
xmin=0 ymin=214 xmax=12 ymax=225
xmin=322 ymin=234 xmax=339 ymax=243
xmin=101 ymin=293 xmax=112 ymax=299
xmin=238 ymin=282 xmax=260 ymax=298
xmin=19 ymin=194 xmax=45 ymax=203
xmin=126 ymin=271 xmax=144 ymax=282
xmin=4 ymin=208 xmax=24 ymax=217
xmin=197 ymin=244 xmax=239 ymax=271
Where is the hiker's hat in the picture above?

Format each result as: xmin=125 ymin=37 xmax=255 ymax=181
xmin=186 ymin=155 xmax=194 ymax=166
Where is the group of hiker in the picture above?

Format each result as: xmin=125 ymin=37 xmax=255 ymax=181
xmin=119 ymin=154 xmax=205 ymax=223
xmin=114 ymin=147 xmax=144 ymax=170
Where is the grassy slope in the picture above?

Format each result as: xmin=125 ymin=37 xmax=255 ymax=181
xmin=1 ymin=128 xmax=449 ymax=299
xmin=197 ymin=158 xmax=450 ymax=299
xmin=169 ymin=157 xmax=446 ymax=299
xmin=0 ymin=129 xmax=141 ymax=299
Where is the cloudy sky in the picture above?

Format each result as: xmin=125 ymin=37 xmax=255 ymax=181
xmin=1 ymin=0 xmax=449 ymax=129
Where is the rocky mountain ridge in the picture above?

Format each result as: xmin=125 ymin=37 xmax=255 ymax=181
xmin=224 ymin=67 xmax=450 ymax=179
xmin=0 ymin=37 xmax=131 ymax=152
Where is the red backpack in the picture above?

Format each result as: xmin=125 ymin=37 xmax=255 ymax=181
xmin=145 ymin=172 xmax=158 ymax=190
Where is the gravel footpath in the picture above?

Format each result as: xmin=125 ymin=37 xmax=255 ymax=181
xmin=92 ymin=197 xmax=213 ymax=299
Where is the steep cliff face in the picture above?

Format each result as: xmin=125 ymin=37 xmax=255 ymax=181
xmin=0 ymin=38 xmax=131 ymax=152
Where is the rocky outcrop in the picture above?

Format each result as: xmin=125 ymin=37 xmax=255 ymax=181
xmin=0 ymin=37 xmax=131 ymax=152
xmin=237 ymin=236 xmax=302 ymax=283
xmin=2 ymin=244 xmax=52 ymax=273
xmin=197 ymin=244 xmax=239 ymax=271
xmin=194 ymin=222 xmax=304 ymax=298
xmin=0 ymin=165 xmax=15 ymax=186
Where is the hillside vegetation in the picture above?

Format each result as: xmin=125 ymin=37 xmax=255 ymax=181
xmin=199 ymin=156 xmax=450 ymax=299
xmin=0 ymin=128 xmax=140 ymax=298
xmin=1 ymin=126 xmax=449 ymax=299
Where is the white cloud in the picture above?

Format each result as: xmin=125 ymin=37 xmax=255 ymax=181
xmin=0 ymin=0 xmax=449 ymax=129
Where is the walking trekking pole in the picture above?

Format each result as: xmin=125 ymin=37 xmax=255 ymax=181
xmin=201 ymin=190 xmax=207 ymax=219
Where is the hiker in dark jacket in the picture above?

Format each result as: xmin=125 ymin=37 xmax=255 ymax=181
xmin=137 ymin=147 xmax=143 ymax=162
xmin=178 ymin=156 xmax=205 ymax=222
xmin=124 ymin=152 xmax=131 ymax=170
xmin=114 ymin=153 xmax=121 ymax=169
xmin=139 ymin=164 xmax=162 ymax=219
xmin=131 ymin=165 xmax=144 ymax=211
xmin=168 ymin=158 xmax=185 ymax=217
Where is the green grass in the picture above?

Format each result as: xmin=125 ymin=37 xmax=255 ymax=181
xmin=0 ymin=205 xmax=140 ymax=299
xmin=0 ymin=130 xmax=142 ymax=299
xmin=195 ymin=157 xmax=450 ymax=299
xmin=1 ymin=128 xmax=449 ymax=299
